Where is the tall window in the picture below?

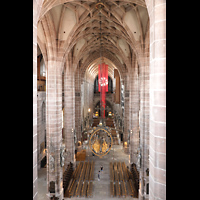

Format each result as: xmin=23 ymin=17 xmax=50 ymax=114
xmin=108 ymin=76 xmax=113 ymax=92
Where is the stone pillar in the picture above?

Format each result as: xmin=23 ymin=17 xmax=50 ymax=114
xmin=64 ymin=60 xmax=76 ymax=168
xmin=46 ymin=60 xmax=64 ymax=200
xmin=147 ymin=0 xmax=166 ymax=199
xmin=138 ymin=52 xmax=150 ymax=200
xmin=33 ymin=0 xmax=44 ymax=199
xmin=129 ymin=62 xmax=140 ymax=165
xmin=123 ymin=76 xmax=129 ymax=154
xmin=88 ymin=77 xmax=94 ymax=120
xmin=33 ymin=19 xmax=38 ymax=200
xmin=75 ymin=67 xmax=82 ymax=144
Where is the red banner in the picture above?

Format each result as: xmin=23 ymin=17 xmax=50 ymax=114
xmin=98 ymin=63 xmax=108 ymax=118
xmin=98 ymin=64 xmax=101 ymax=92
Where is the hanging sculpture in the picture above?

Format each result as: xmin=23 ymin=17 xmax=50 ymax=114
xmin=89 ymin=126 xmax=113 ymax=158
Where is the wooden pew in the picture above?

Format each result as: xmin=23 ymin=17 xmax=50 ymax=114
xmin=75 ymin=179 xmax=83 ymax=197
xmin=131 ymin=163 xmax=139 ymax=193
xmin=85 ymin=162 xmax=90 ymax=181
xmin=115 ymin=181 xmax=121 ymax=197
xmin=126 ymin=180 xmax=133 ymax=197
xmin=109 ymin=161 xmax=140 ymax=198
xmin=80 ymin=161 xmax=86 ymax=181
xmin=118 ymin=162 xmax=123 ymax=182
xmin=122 ymin=162 xmax=129 ymax=181
xmin=64 ymin=162 xmax=75 ymax=197
xmin=63 ymin=163 xmax=73 ymax=193
xmin=81 ymin=181 xmax=88 ymax=197
xmin=114 ymin=169 xmax=119 ymax=182
xmin=69 ymin=180 xmax=77 ymax=197
xmin=110 ymin=162 xmax=114 ymax=181
xmin=87 ymin=181 xmax=93 ymax=197
xmin=76 ymin=162 xmax=83 ymax=180
xmin=110 ymin=181 xmax=114 ymax=197
xmin=89 ymin=161 xmax=94 ymax=180
xmin=121 ymin=180 xmax=126 ymax=197
xmin=72 ymin=162 xmax=80 ymax=180
xmin=65 ymin=178 xmax=73 ymax=197
xmin=66 ymin=161 xmax=95 ymax=198
xmin=129 ymin=179 xmax=135 ymax=197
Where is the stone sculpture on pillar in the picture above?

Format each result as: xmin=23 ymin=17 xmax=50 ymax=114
xmin=49 ymin=139 xmax=55 ymax=173
xmin=49 ymin=154 xmax=55 ymax=173
xmin=60 ymin=144 xmax=65 ymax=167
xmin=137 ymin=147 xmax=141 ymax=170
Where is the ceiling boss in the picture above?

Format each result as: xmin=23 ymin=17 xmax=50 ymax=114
xmin=95 ymin=0 xmax=105 ymax=10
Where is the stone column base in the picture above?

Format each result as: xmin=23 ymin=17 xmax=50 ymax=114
xmin=46 ymin=189 xmax=63 ymax=200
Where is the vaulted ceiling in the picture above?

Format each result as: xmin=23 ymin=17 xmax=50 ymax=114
xmin=37 ymin=0 xmax=149 ymax=80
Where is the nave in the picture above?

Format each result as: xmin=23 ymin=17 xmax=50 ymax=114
xmin=38 ymin=143 xmax=138 ymax=200
xmin=34 ymin=1 xmax=166 ymax=199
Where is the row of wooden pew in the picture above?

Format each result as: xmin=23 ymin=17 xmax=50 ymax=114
xmin=92 ymin=118 xmax=100 ymax=127
xmin=65 ymin=161 xmax=94 ymax=198
xmin=109 ymin=162 xmax=138 ymax=198
xmin=63 ymin=162 xmax=73 ymax=194
xmin=92 ymin=118 xmax=114 ymax=127
xmin=110 ymin=162 xmax=129 ymax=182
xmin=105 ymin=118 xmax=114 ymax=127
xmin=130 ymin=163 xmax=139 ymax=196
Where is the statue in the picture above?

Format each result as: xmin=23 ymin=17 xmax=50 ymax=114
xmin=102 ymin=139 xmax=108 ymax=153
xmin=137 ymin=148 xmax=141 ymax=169
xmin=92 ymin=139 xmax=100 ymax=153
xmin=49 ymin=154 xmax=55 ymax=172
xmin=60 ymin=145 xmax=65 ymax=167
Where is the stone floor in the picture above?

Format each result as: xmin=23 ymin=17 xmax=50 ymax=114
xmin=38 ymin=144 xmax=138 ymax=200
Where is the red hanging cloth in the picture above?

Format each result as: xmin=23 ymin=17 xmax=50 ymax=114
xmin=98 ymin=64 xmax=101 ymax=92
xmin=98 ymin=63 xmax=108 ymax=118
xmin=105 ymin=64 xmax=108 ymax=92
